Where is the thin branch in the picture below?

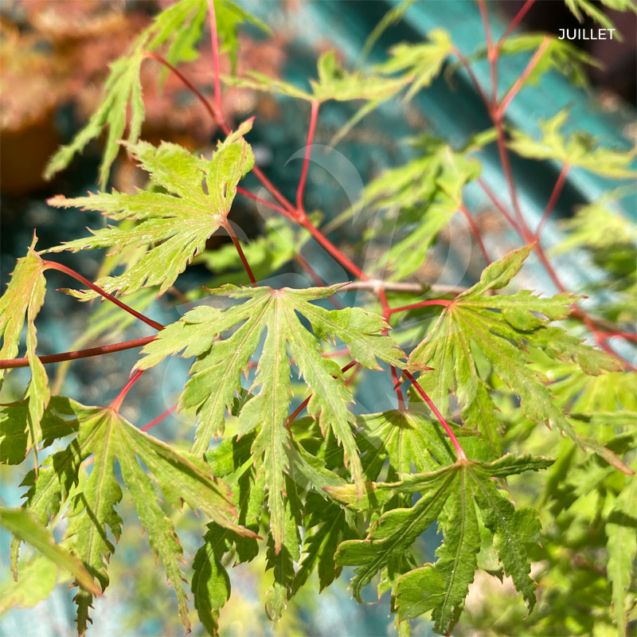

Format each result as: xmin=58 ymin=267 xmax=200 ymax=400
xmin=451 ymin=47 xmax=490 ymax=110
xmin=341 ymin=280 xmax=467 ymax=295
xmin=403 ymin=370 xmax=467 ymax=462
xmin=497 ymin=36 xmax=551 ymax=118
xmin=296 ymin=100 xmax=320 ymax=215
xmin=477 ymin=0 xmax=494 ymax=51
xmin=141 ymin=404 xmax=178 ymax=432
xmin=496 ymin=0 xmax=536 ymax=51
xmin=389 ymin=299 xmax=452 ymax=316
xmin=459 ymin=203 xmax=491 ymax=264
xmin=585 ymin=316 xmax=637 ymax=373
xmin=377 ymin=285 xmax=405 ymax=408
xmin=0 ymin=336 xmax=157 ymax=370
xmin=494 ymin=123 xmax=527 ymax=231
xmin=300 ymin=218 xmax=367 ymax=280
xmin=596 ymin=331 xmax=637 ymax=343
xmin=236 ymin=186 xmax=296 ymax=221
xmin=144 ymin=52 xmax=223 ymax=126
xmin=477 ymin=0 xmax=498 ymax=106
xmin=533 ymin=240 xmax=567 ymax=293
xmin=477 ymin=177 xmax=522 ymax=235
xmin=223 ymin=222 xmax=257 ymax=286
xmin=206 ymin=0 xmax=225 ymax=127
xmin=251 ymin=165 xmax=298 ymax=217
xmin=534 ymin=164 xmax=570 ymax=239
xmin=391 ymin=365 xmax=405 ymax=411
xmin=110 ymin=369 xmax=144 ymax=412
xmin=43 ymin=261 xmax=164 ymax=331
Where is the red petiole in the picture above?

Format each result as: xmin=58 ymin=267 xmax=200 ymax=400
xmin=404 ymin=370 xmax=468 ymax=462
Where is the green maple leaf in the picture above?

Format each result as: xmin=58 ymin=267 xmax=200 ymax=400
xmin=0 ymin=237 xmax=49 ymax=465
xmin=10 ymin=398 xmax=251 ymax=632
xmin=192 ymin=525 xmax=232 ymax=637
xmin=329 ymin=29 xmax=453 ymax=148
xmin=138 ymin=284 xmax=404 ymax=551
xmin=319 ymin=408 xmax=488 ymax=513
xmin=554 ymin=193 xmax=637 ymax=255
xmin=0 ymin=556 xmax=69 ymax=616
xmin=355 ymin=409 xmax=482 ymax=483
xmin=606 ymin=459 xmax=637 ymax=637
xmin=353 ymin=137 xmax=480 ymax=280
xmin=0 ymin=395 xmax=78 ymax=466
xmin=224 ymin=50 xmax=407 ymax=103
xmin=333 ymin=454 xmax=552 ymax=634
xmin=291 ymin=493 xmax=357 ymax=596
xmin=115 ymin=434 xmax=191 ymax=630
xmin=377 ymin=29 xmax=453 ymax=100
xmin=215 ymin=1 xmax=270 ymax=71
xmin=0 ymin=506 xmax=99 ymax=597
xmin=44 ymin=0 xmax=266 ymax=187
xmin=325 ymin=409 xmax=494 ymax=603
xmin=205 ymin=417 xmax=264 ymax=564
xmin=565 ymin=0 xmax=637 ymax=36
xmin=61 ymin=411 xmax=123 ymax=633
xmin=264 ymin=476 xmax=302 ymax=621
xmin=358 ymin=0 xmax=418 ymax=64
xmin=508 ymin=110 xmax=637 ymax=178
xmin=408 ymin=244 xmax=629 ymax=472
xmin=47 ymin=122 xmax=254 ymax=298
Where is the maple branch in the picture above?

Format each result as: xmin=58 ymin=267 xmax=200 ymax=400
xmin=341 ymin=280 xmax=467 ymax=295
xmin=251 ymin=165 xmax=298 ymax=216
xmin=497 ymin=36 xmax=551 ymax=118
xmin=596 ymin=331 xmax=637 ymax=343
xmin=141 ymin=404 xmax=178 ymax=432
xmin=534 ymin=164 xmax=570 ymax=239
xmin=110 ymin=369 xmax=144 ymax=412
xmin=296 ymin=100 xmax=320 ymax=215
xmin=377 ymin=285 xmax=405 ymax=408
xmin=389 ymin=299 xmax=452 ymax=316
xmin=497 ymin=0 xmax=536 ymax=51
xmin=583 ymin=315 xmax=637 ymax=372
xmin=452 ymin=47 xmax=490 ymax=110
xmin=43 ymin=261 xmax=164 ymax=331
xmin=477 ymin=0 xmax=498 ymax=106
xmin=459 ymin=203 xmax=491 ymax=264
xmin=300 ymin=218 xmax=366 ymax=280
xmin=476 ymin=0 xmax=528 ymax=234
xmin=494 ymin=122 xmax=527 ymax=230
xmin=144 ymin=52 xmax=223 ymax=126
xmin=206 ymin=0 xmax=224 ymax=127
xmin=223 ymin=222 xmax=257 ymax=286
xmin=235 ymin=187 xmax=343 ymax=306
xmin=236 ymin=186 xmax=296 ymax=220
xmin=477 ymin=177 xmax=522 ymax=235
xmin=0 ymin=336 xmax=157 ymax=370
xmin=477 ymin=0 xmax=494 ymax=51
xmin=391 ymin=366 xmax=406 ymax=411
xmin=533 ymin=241 xmax=567 ymax=293
xmin=403 ymin=370 xmax=468 ymax=462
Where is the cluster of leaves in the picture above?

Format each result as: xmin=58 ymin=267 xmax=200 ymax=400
xmin=43 ymin=0 xmax=267 ymax=188
xmin=1 ymin=1 xmax=636 ymax=637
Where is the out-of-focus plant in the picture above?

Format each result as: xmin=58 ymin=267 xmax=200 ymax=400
xmin=1 ymin=1 xmax=636 ymax=636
